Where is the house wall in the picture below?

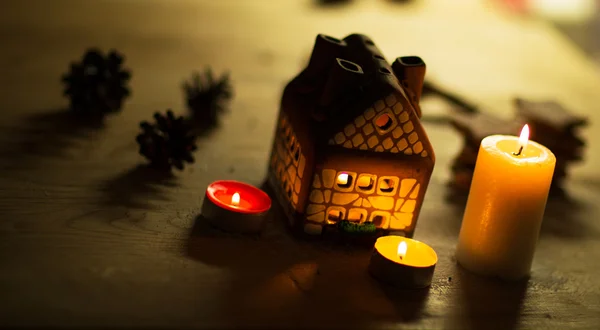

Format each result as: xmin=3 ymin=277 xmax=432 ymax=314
xmin=268 ymin=112 xmax=308 ymax=224
xmin=302 ymin=152 xmax=431 ymax=237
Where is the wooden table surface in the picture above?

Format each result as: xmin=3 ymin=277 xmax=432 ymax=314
xmin=1 ymin=0 xmax=599 ymax=328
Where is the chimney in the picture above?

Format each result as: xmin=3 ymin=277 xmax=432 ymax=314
xmin=392 ymin=56 xmax=426 ymax=118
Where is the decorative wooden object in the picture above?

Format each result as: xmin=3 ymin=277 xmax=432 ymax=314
xmin=266 ymin=34 xmax=436 ymax=239
xmin=450 ymin=112 xmax=523 ymax=190
xmin=514 ymin=98 xmax=588 ymax=189
xmin=449 ymin=99 xmax=587 ymax=193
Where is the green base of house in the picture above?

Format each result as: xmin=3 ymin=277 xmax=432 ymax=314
xmin=337 ymin=220 xmax=377 ymax=235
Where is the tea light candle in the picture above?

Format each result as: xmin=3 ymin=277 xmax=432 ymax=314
xmin=368 ymin=235 xmax=438 ymax=288
xmin=456 ymin=125 xmax=556 ymax=280
xmin=201 ymin=180 xmax=272 ymax=233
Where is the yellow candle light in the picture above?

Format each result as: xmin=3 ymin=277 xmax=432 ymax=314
xmin=368 ymin=236 xmax=437 ymax=288
xmin=231 ymin=192 xmax=241 ymax=206
xmin=456 ymin=125 xmax=556 ymax=280
xmin=397 ymin=241 xmax=408 ymax=260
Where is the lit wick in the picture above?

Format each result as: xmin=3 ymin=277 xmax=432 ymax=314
xmin=514 ymin=124 xmax=530 ymax=157
xmin=514 ymin=146 xmax=523 ymax=156
xmin=397 ymin=241 xmax=408 ymax=261
xmin=231 ymin=192 xmax=240 ymax=206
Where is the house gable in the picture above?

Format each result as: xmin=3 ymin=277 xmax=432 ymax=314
xmin=328 ymin=92 xmax=433 ymax=160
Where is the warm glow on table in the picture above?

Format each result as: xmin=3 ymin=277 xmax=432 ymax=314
xmin=456 ymin=125 xmax=556 ymax=279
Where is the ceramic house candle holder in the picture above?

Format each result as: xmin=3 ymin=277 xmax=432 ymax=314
xmin=267 ymin=34 xmax=435 ymax=239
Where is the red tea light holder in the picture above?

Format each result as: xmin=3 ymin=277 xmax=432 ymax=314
xmin=201 ymin=180 xmax=272 ymax=234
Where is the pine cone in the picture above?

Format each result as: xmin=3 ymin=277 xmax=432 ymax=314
xmin=136 ymin=110 xmax=197 ymax=171
xmin=184 ymin=68 xmax=233 ymax=126
xmin=62 ymin=48 xmax=131 ymax=115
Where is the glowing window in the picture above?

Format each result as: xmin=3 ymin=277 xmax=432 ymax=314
xmin=374 ymin=110 xmax=397 ymax=135
xmin=372 ymin=215 xmax=385 ymax=227
xmin=369 ymin=211 xmax=390 ymax=228
xmin=356 ymin=174 xmax=375 ymax=192
xmin=375 ymin=114 xmax=393 ymax=131
xmin=336 ymin=173 xmax=353 ymax=189
xmin=334 ymin=172 xmax=356 ymax=192
xmin=378 ymin=177 xmax=398 ymax=195
xmin=327 ymin=208 xmax=345 ymax=223
xmin=347 ymin=209 xmax=367 ymax=222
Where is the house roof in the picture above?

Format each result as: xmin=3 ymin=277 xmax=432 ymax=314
xmin=284 ymin=34 xmax=419 ymax=137
xmin=280 ymin=33 xmax=433 ymax=162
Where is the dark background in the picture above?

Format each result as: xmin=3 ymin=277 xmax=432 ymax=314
xmin=1 ymin=0 xmax=599 ymax=328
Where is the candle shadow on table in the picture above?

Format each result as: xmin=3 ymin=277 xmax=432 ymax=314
xmin=447 ymin=265 xmax=528 ymax=330
xmin=0 ymin=108 xmax=105 ymax=167
xmin=98 ymin=164 xmax=178 ymax=210
xmin=374 ymin=281 xmax=431 ymax=322
xmin=186 ymin=188 xmax=433 ymax=328
xmin=185 ymin=213 xmax=318 ymax=328
xmin=185 ymin=191 xmax=327 ymax=272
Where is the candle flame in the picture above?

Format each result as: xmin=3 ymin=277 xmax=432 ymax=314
xmin=397 ymin=241 xmax=408 ymax=259
xmin=231 ymin=192 xmax=240 ymax=206
xmin=519 ymin=124 xmax=530 ymax=149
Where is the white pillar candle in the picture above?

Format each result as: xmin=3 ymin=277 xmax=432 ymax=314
xmin=456 ymin=125 xmax=556 ymax=280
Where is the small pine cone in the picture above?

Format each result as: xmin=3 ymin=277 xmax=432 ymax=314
xmin=136 ymin=110 xmax=197 ymax=171
xmin=62 ymin=48 xmax=131 ymax=115
xmin=184 ymin=68 xmax=233 ymax=126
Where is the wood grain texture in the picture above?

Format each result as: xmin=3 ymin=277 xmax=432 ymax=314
xmin=0 ymin=0 xmax=599 ymax=328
